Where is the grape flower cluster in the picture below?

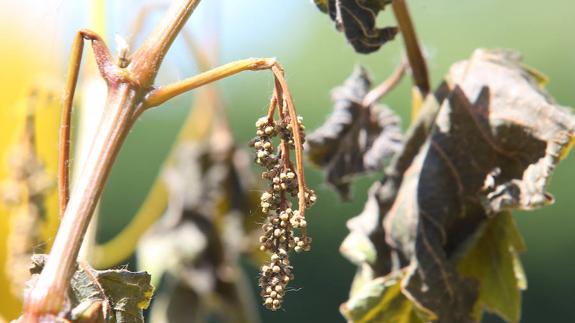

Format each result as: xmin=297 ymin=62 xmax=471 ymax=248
xmin=250 ymin=111 xmax=316 ymax=311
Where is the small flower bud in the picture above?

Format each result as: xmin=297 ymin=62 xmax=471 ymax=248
xmin=261 ymin=192 xmax=272 ymax=200
xmin=256 ymin=117 xmax=268 ymax=128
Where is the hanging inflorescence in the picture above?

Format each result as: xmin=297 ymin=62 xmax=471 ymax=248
xmin=250 ymin=87 xmax=316 ymax=310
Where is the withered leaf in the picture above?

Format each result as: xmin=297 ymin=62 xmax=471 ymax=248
xmin=306 ymin=66 xmax=402 ymax=199
xmin=138 ymin=140 xmax=261 ymax=323
xmin=29 ymin=255 xmax=153 ymax=323
xmin=312 ymin=0 xmax=397 ymax=53
xmin=340 ymin=49 xmax=575 ymax=322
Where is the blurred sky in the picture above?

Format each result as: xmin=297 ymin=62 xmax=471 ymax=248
xmin=1 ymin=1 xmax=574 ymax=322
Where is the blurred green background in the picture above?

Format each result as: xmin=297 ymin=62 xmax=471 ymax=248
xmin=12 ymin=0 xmax=575 ymax=322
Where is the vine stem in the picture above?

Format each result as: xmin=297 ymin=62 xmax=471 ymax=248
xmin=24 ymin=0 xmax=311 ymax=320
xmin=270 ymin=65 xmax=308 ymax=218
xmin=23 ymin=0 xmax=202 ymax=320
xmin=392 ymin=0 xmax=430 ymax=98
xmin=58 ymin=32 xmax=85 ymax=216
xmin=362 ymin=60 xmax=407 ymax=108
xmin=143 ymin=58 xmax=277 ymax=108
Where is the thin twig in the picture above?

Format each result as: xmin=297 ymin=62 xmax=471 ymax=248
xmin=127 ymin=2 xmax=169 ymax=47
xmin=362 ymin=60 xmax=408 ymax=107
xmin=266 ymin=95 xmax=278 ymax=122
xmin=58 ymin=32 xmax=84 ymax=217
xmin=392 ymin=0 xmax=430 ymax=97
xmin=270 ymin=65 xmax=307 ymax=217
xmin=143 ymin=58 xmax=277 ymax=108
xmin=181 ymin=29 xmax=214 ymax=72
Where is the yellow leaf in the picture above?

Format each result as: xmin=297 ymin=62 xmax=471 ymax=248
xmin=457 ymin=212 xmax=527 ymax=323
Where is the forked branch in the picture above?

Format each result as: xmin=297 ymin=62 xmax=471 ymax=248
xmin=24 ymin=0 xmax=314 ymax=319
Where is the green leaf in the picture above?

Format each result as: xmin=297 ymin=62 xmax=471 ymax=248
xmin=341 ymin=275 xmax=432 ymax=323
xmin=311 ymin=0 xmax=397 ymax=53
xmin=457 ymin=212 xmax=527 ymax=323
xmin=30 ymin=255 xmax=154 ymax=323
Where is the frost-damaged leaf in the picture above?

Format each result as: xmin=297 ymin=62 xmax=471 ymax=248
xmin=29 ymin=255 xmax=153 ymax=323
xmin=458 ymin=212 xmax=526 ymax=323
xmin=312 ymin=0 xmax=397 ymax=53
xmin=307 ymin=66 xmax=402 ymax=199
xmin=138 ymin=140 xmax=262 ymax=323
xmin=340 ymin=49 xmax=575 ymax=322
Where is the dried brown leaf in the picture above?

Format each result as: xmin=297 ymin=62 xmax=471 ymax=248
xmin=313 ymin=0 xmax=397 ymax=53
xmin=138 ymin=140 xmax=261 ymax=323
xmin=307 ymin=66 xmax=402 ymax=199
xmin=341 ymin=49 xmax=575 ymax=322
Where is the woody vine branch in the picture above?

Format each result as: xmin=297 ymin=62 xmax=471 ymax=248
xmin=23 ymin=0 xmax=314 ymax=320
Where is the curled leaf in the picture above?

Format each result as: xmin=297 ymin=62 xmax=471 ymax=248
xmin=340 ymin=49 xmax=575 ymax=322
xmin=312 ymin=0 xmax=397 ymax=53
xmin=307 ymin=66 xmax=402 ymax=199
